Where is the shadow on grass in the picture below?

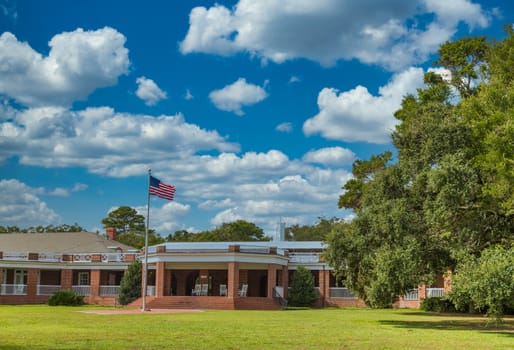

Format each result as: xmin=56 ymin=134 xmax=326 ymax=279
xmin=380 ymin=312 xmax=514 ymax=336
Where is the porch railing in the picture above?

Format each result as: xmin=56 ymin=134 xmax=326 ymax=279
xmin=403 ymin=289 xmax=419 ymax=301
xmin=1 ymin=284 xmax=27 ymax=295
xmin=72 ymin=285 xmax=91 ymax=296
xmin=288 ymin=252 xmax=320 ymax=264
xmin=146 ymin=285 xmax=155 ymax=296
xmin=273 ymin=287 xmax=288 ymax=309
xmin=329 ymin=287 xmax=357 ymax=299
xmin=427 ymin=288 xmax=445 ymax=298
xmin=99 ymin=285 xmax=121 ymax=296
xmin=37 ymin=285 xmax=61 ymax=295
xmin=1 ymin=251 xmax=128 ymax=263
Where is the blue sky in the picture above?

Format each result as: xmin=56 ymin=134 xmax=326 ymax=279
xmin=0 ymin=0 xmax=512 ymax=237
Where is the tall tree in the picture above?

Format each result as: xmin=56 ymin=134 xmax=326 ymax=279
xmin=326 ymin=32 xmax=514 ymax=310
xmin=101 ymin=206 xmax=163 ymax=248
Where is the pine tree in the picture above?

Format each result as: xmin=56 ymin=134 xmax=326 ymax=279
xmin=118 ymin=260 xmax=142 ymax=305
xmin=288 ymin=266 xmax=317 ymax=307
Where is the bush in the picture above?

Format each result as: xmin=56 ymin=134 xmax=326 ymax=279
xmin=118 ymin=259 xmax=142 ymax=305
xmin=48 ymin=290 xmax=84 ymax=306
xmin=420 ymin=297 xmax=456 ymax=313
xmin=288 ymin=266 xmax=318 ymax=307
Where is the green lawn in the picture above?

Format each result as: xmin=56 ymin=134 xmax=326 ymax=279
xmin=0 ymin=305 xmax=512 ymax=349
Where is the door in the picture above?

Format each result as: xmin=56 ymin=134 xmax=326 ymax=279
xmin=14 ymin=269 xmax=27 ymax=294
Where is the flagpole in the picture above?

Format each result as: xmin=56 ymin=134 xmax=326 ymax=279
xmin=142 ymin=168 xmax=151 ymax=312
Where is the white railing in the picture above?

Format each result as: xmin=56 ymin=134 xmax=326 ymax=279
xmin=101 ymin=253 xmax=124 ymax=263
xmin=427 ymin=288 xmax=445 ymax=298
xmin=99 ymin=285 xmax=120 ymax=296
xmin=72 ymin=285 xmax=90 ymax=296
xmin=239 ymin=245 xmax=270 ymax=254
xmin=2 ymin=252 xmax=28 ymax=261
xmin=329 ymin=287 xmax=357 ymax=299
xmin=404 ymin=289 xmax=419 ymax=301
xmin=1 ymin=284 xmax=27 ymax=295
xmin=72 ymin=254 xmax=92 ymax=262
xmin=37 ymin=285 xmax=61 ymax=295
xmin=288 ymin=252 xmax=320 ymax=264
xmin=146 ymin=285 xmax=155 ymax=296
xmin=37 ymin=253 xmax=61 ymax=262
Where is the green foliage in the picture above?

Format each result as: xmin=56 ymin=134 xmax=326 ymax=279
xmin=328 ymin=32 xmax=514 ymax=312
xmin=47 ymin=290 xmax=84 ymax=306
xmin=288 ymin=266 xmax=318 ymax=307
xmin=447 ymin=246 xmax=514 ymax=323
xmin=420 ymin=297 xmax=456 ymax=313
xmin=166 ymin=220 xmax=270 ymax=242
xmin=102 ymin=206 xmax=163 ymax=248
xmin=118 ymin=259 xmax=142 ymax=305
xmin=285 ymin=217 xmax=340 ymax=241
xmin=0 ymin=224 xmax=84 ymax=233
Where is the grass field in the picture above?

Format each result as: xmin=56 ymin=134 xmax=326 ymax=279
xmin=0 ymin=305 xmax=512 ymax=350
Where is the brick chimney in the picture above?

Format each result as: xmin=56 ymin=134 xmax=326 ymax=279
xmin=106 ymin=227 xmax=116 ymax=240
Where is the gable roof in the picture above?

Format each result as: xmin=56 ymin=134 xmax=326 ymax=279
xmin=0 ymin=232 xmax=137 ymax=253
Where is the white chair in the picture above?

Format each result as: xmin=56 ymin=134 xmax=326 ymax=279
xmin=191 ymin=284 xmax=201 ymax=296
xmin=200 ymin=284 xmax=208 ymax=296
xmin=219 ymin=284 xmax=227 ymax=296
xmin=238 ymin=284 xmax=248 ymax=297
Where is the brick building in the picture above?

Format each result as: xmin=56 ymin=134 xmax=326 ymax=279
xmin=0 ymin=230 xmax=138 ymax=305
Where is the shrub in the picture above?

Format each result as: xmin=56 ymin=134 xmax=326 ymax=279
xmin=48 ymin=290 xmax=84 ymax=306
xmin=118 ymin=259 xmax=142 ymax=305
xmin=288 ymin=266 xmax=318 ymax=307
xmin=420 ymin=297 xmax=456 ymax=313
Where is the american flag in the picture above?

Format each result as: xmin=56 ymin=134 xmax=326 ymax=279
xmin=149 ymin=175 xmax=176 ymax=200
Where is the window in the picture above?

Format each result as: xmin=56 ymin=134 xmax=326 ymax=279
xmin=78 ymin=272 xmax=89 ymax=286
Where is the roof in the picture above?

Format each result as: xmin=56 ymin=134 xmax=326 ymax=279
xmin=0 ymin=232 xmax=137 ymax=253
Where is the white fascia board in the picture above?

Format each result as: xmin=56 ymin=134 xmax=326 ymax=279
xmin=147 ymin=253 xmax=288 ymax=266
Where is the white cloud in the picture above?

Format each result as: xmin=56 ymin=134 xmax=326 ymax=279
xmin=184 ymin=89 xmax=194 ymax=100
xmin=209 ymin=78 xmax=268 ymax=115
xmin=135 ymin=201 xmax=190 ymax=234
xmin=135 ymin=76 xmax=167 ymax=106
xmin=303 ymin=147 xmax=356 ymax=166
xmin=0 ymin=27 xmax=129 ymax=107
xmin=289 ymin=76 xmax=301 ymax=84
xmin=0 ymin=106 xmax=240 ymax=176
xmin=198 ymin=198 xmax=234 ymax=210
xmin=275 ymin=122 xmax=292 ymax=133
xmin=303 ymin=67 xmax=425 ymax=143
xmin=180 ymin=0 xmax=491 ymax=70
xmin=0 ymin=179 xmax=60 ymax=226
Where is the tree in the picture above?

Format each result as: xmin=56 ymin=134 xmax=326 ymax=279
xmin=101 ymin=206 xmax=163 ymax=248
xmin=326 ymin=32 xmax=514 ymax=311
xmin=165 ymin=220 xmax=270 ymax=242
xmin=285 ymin=217 xmax=340 ymax=241
xmin=288 ymin=266 xmax=318 ymax=307
xmin=448 ymin=246 xmax=514 ymax=323
xmin=118 ymin=259 xmax=142 ymax=305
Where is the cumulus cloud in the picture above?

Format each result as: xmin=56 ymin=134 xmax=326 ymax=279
xmin=0 ymin=106 xmax=240 ymax=176
xmin=0 ymin=27 xmax=129 ymax=107
xmin=0 ymin=179 xmax=60 ymax=226
xmin=209 ymin=78 xmax=268 ymax=115
xmin=135 ymin=76 xmax=167 ymax=106
xmin=180 ymin=0 xmax=491 ymax=70
xmin=34 ymin=182 xmax=88 ymax=197
xmin=275 ymin=122 xmax=292 ymax=133
xmin=135 ymin=201 xmax=190 ymax=233
xmin=303 ymin=147 xmax=356 ymax=166
xmin=303 ymin=67 xmax=425 ymax=143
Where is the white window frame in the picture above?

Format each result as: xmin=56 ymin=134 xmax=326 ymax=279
xmin=78 ymin=272 xmax=89 ymax=286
